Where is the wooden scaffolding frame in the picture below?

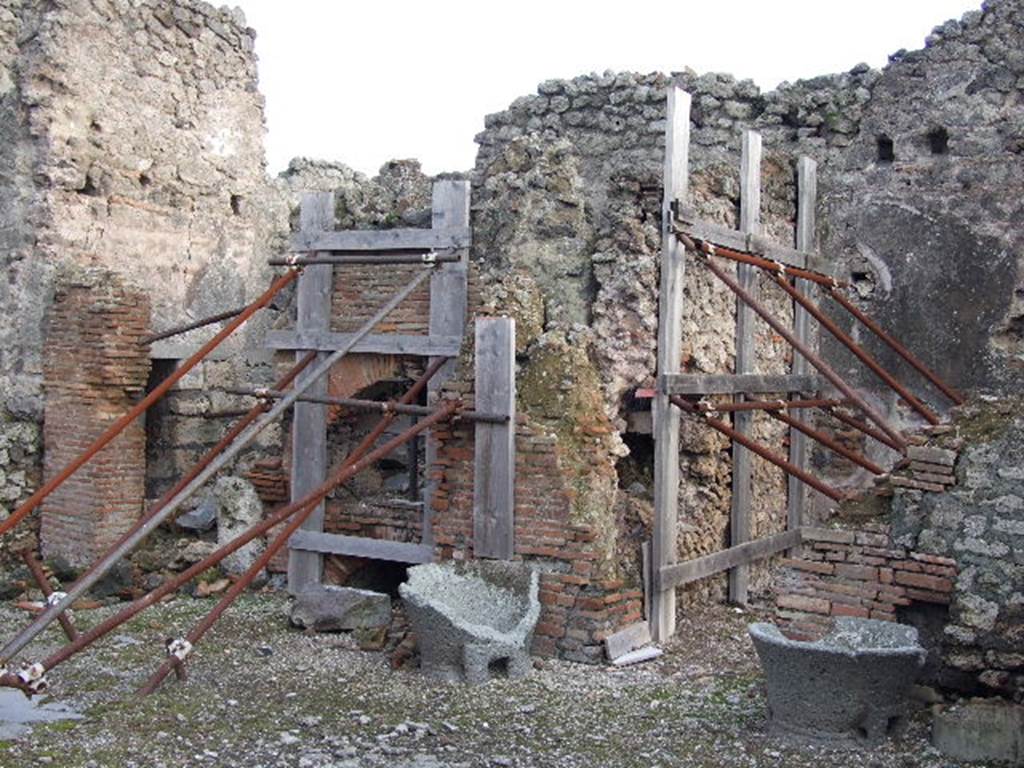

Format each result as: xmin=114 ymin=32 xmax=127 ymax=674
xmin=271 ymin=182 xmax=517 ymax=594
xmin=650 ymin=87 xmax=822 ymax=640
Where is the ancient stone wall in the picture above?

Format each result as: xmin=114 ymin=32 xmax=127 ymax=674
xmin=775 ymin=401 xmax=1024 ymax=702
xmin=0 ymin=0 xmax=280 ymax=538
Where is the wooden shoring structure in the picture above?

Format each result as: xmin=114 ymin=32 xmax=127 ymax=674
xmin=651 ymin=86 xmax=832 ymax=640
xmin=649 ymin=87 xmax=963 ymax=641
xmin=275 ymin=184 xmax=518 ymax=595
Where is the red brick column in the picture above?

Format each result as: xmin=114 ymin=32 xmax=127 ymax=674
xmin=39 ymin=271 xmax=151 ymax=567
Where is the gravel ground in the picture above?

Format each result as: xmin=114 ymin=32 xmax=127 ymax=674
xmin=0 ymin=594 xmax=987 ymax=768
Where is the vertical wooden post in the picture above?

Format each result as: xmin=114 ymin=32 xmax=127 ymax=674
xmin=729 ymin=130 xmax=762 ymax=605
xmin=423 ymin=180 xmax=470 ymax=549
xmin=788 ymin=157 xmax=817 ymax=531
xmin=651 ymin=86 xmax=690 ymax=642
xmin=472 ymin=316 xmax=516 ymax=559
xmin=287 ymin=191 xmax=333 ymax=594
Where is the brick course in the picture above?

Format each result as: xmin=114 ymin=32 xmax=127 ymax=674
xmin=39 ymin=271 xmax=151 ymax=567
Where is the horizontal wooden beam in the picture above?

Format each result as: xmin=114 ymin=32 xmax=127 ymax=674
xmin=661 ymin=373 xmax=821 ymax=395
xmin=657 ymin=529 xmax=802 ymax=591
xmin=266 ymin=330 xmax=462 ymax=357
xmin=675 ymin=205 xmax=837 ymax=274
xmin=288 ymin=530 xmax=433 ymax=564
xmin=290 ymin=227 xmax=472 ymax=253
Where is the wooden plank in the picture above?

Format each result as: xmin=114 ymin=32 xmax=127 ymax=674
xmin=265 ymin=330 xmax=462 ymax=357
xmin=290 ymin=226 xmax=471 ymax=253
xmin=472 ymin=317 xmax=516 ymax=559
xmin=788 ymin=157 xmax=817 ymax=533
xmin=289 ymin=530 xmax=434 ymax=564
xmin=674 ymin=207 xmax=809 ymax=270
xmin=612 ymin=646 xmax=664 ymax=667
xmin=651 ymin=86 xmax=690 ymax=643
xmin=730 ymin=130 xmax=761 ymax=606
xmin=287 ymin=191 xmax=333 ymax=595
xmin=661 ymin=373 xmax=820 ymax=395
xmin=605 ymin=621 xmax=652 ymax=662
xmin=658 ymin=529 xmax=802 ymax=591
xmin=424 ymin=180 xmax=471 ymax=549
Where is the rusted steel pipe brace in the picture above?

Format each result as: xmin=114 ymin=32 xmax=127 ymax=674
xmin=139 ymin=306 xmax=249 ymax=346
xmin=825 ymin=286 xmax=965 ymax=406
xmin=20 ymin=351 xmax=318 ymax=641
xmin=772 ymin=275 xmax=940 ymax=425
xmin=18 ymin=550 xmax=78 ymax=642
xmin=0 ymin=268 xmax=433 ymax=664
xmin=138 ymin=360 xmax=450 ymax=695
xmin=681 ymin=241 xmax=907 ymax=453
xmin=224 ymin=387 xmax=508 ymax=424
xmin=821 ymin=405 xmax=904 ymax=453
xmin=767 ymin=410 xmax=886 ymax=475
xmin=672 ymin=228 xmax=850 ymax=289
xmin=268 ymin=252 xmax=461 ymax=267
xmin=670 ymin=396 xmax=845 ymax=501
xmin=0 ymin=269 xmax=300 ymax=541
xmin=695 ymin=398 xmax=841 ymax=414
xmin=20 ymin=401 xmax=459 ymax=687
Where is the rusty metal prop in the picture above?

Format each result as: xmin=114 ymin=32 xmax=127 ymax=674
xmin=670 ymin=395 xmax=845 ymax=502
xmin=672 ymin=229 xmax=850 ymax=289
xmin=821 ymin=405 xmax=904 ymax=453
xmin=140 ymin=306 xmax=250 ymax=346
xmin=225 ymin=387 xmax=508 ymax=424
xmin=825 ymin=287 xmax=965 ymax=406
xmin=16 ymin=401 xmax=458 ymax=692
xmin=26 ymin=351 xmax=318 ymax=640
xmin=138 ymin=358 xmax=450 ymax=695
xmin=696 ymin=398 xmax=842 ymax=414
xmin=772 ymin=275 xmax=940 ymax=425
xmin=676 ymin=234 xmax=907 ymax=453
xmin=18 ymin=550 xmax=78 ymax=643
xmin=0 ymin=267 xmax=433 ymax=664
xmin=268 ymin=253 xmax=461 ymax=267
xmin=0 ymin=269 xmax=300 ymax=541
xmin=767 ymin=410 xmax=885 ymax=475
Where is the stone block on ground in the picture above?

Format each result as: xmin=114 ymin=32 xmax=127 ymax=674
xmin=749 ymin=617 xmax=926 ymax=747
xmin=932 ymin=698 xmax=1024 ymax=766
xmin=399 ymin=561 xmax=540 ymax=684
xmin=289 ymin=586 xmax=392 ymax=632
xmin=213 ymin=476 xmax=264 ymax=576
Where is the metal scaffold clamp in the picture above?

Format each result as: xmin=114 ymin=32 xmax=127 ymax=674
xmin=166 ymin=638 xmax=193 ymax=662
xmin=421 ymin=251 xmax=438 ymax=264
xmin=17 ymin=662 xmax=48 ymax=695
xmin=46 ymin=591 xmax=68 ymax=607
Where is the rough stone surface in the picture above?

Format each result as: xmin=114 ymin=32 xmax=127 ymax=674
xmin=289 ymin=586 xmax=391 ymax=633
xmin=890 ymin=399 xmax=1024 ymax=701
xmin=932 ymin=697 xmax=1024 ymax=766
xmin=400 ymin=562 xmax=540 ymax=684
xmin=212 ymin=475 xmax=264 ymax=576
xmin=749 ymin=617 xmax=926 ymax=746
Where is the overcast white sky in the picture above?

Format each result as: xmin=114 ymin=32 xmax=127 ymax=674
xmin=230 ymin=1 xmax=979 ymax=177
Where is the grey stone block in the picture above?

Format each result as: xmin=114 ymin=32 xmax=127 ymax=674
xmin=399 ymin=562 xmax=540 ymax=684
xmin=749 ymin=617 xmax=926 ymax=747
xmin=289 ymin=586 xmax=391 ymax=632
xmin=932 ymin=698 xmax=1024 ymax=766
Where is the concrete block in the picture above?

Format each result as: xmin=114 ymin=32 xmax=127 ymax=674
xmin=932 ymin=698 xmax=1024 ymax=766
xmin=289 ymin=586 xmax=391 ymax=632
xmin=749 ymin=617 xmax=926 ymax=747
xmin=399 ymin=561 xmax=540 ymax=684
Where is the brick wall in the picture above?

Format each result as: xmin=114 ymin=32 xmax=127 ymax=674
xmin=776 ymin=525 xmax=958 ymax=639
xmin=331 ymin=265 xmax=431 ymax=334
xmin=39 ymin=270 xmax=151 ymax=567
xmin=432 ymin=407 xmax=643 ymax=663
